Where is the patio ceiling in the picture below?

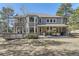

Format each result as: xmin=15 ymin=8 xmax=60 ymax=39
xmin=37 ymin=24 xmax=68 ymax=27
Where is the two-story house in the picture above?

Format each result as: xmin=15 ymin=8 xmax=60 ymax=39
xmin=13 ymin=13 xmax=68 ymax=36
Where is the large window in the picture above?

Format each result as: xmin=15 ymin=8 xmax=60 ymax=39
xmin=50 ymin=19 xmax=52 ymax=23
xmin=47 ymin=19 xmax=49 ymax=23
xmin=39 ymin=19 xmax=41 ymax=23
xmin=30 ymin=27 xmax=34 ymax=33
xmin=29 ymin=17 xmax=34 ymax=22
xmin=53 ymin=19 xmax=56 ymax=23
xmin=47 ymin=27 xmax=49 ymax=30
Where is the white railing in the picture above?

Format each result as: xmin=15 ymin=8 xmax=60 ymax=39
xmin=2 ymin=33 xmax=25 ymax=39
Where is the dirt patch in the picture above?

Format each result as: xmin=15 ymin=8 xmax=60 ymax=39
xmin=0 ymin=38 xmax=78 ymax=56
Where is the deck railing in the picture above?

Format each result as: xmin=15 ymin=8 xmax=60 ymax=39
xmin=1 ymin=33 xmax=25 ymax=39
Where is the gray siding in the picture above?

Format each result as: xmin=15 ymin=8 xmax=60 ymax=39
xmin=38 ymin=17 xmax=65 ymax=24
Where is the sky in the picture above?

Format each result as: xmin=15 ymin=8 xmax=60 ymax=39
xmin=0 ymin=3 xmax=79 ymax=15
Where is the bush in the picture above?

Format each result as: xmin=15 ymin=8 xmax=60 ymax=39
xmin=27 ymin=34 xmax=38 ymax=39
xmin=46 ymin=31 xmax=52 ymax=36
xmin=46 ymin=30 xmax=57 ymax=36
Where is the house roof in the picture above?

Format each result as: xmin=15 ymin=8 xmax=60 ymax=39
xmin=27 ymin=13 xmax=63 ymax=18
xmin=14 ymin=13 xmax=63 ymax=18
xmin=37 ymin=24 xmax=67 ymax=27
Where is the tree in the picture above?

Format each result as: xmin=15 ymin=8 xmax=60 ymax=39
xmin=56 ymin=3 xmax=74 ymax=32
xmin=68 ymin=7 xmax=79 ymax=31
xmin=0 ymin=11 xmax=6 ymax=33
xmin=56 ymin=3 xmax=73 ymax=16
xmin=2 ymin=7 xmax=14 ymax=16
xmin=20 ymin=5 xmax=28 ymax=15
xmin=2 ymin=7 xmax=14 ymax=32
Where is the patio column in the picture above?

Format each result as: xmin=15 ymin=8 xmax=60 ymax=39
xmin=60 ymin=27 xmax=61 ymax=33
xmin=58 ymin=27 xmax=60 ymax=33
xmin=22 ymin=26 xmax=24 ymax=34
xmin=15 ymin=27 xmax=17 ymax=33
xmin=34 ymin=17 xmax=36 ymax=33
xmin=49 ymin=26 xmax=50 ymax=31
xmin=37 ymin=27 xmax=38 ymax=34
xmin=34 ymin=27 xmax=36 ymax=33
xmin=57 ymin=27 xmax=59 ymax=33
xmin=28 ymin=17 xmax=30 ymax=34
xmin=60 ymin=27 xmax=62 ymax=32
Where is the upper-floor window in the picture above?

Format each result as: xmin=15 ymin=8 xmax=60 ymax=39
xmin=50 ymin=19 xmax=52 ymax=23
xmin=29 ymin=17 xmax=34 ymax=22
xmin=39 ymin=19 xmax=41 ymax=23
xmin=53 ymin=19 xmax=55 ymax=23
xmin=63 ymin=18 xmax=67 ymax=24
xmin=47 ymin=19 xmax=49 ymax=23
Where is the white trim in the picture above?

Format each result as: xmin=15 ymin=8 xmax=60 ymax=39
xmin=38 ymin=24 xmax=67 ymax=27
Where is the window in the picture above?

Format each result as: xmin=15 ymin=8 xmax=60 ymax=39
xmin=47 ymin=19 xmax=49 ymax=22
xmin=30 ymin=27 xmax=34 ymax=33
xmin=29 ymin=17 xmax=34 ymax=22
xmin=36 ymin=19 xmax=37 ymax=22
xmin=39 ymin=19 xmax=41 ymax=23
xmin=47 ymin=27 xmax=49 ymax=30
xmin=50 ymin=27 xmax=52 ymax=30
xmin=53 ymin=19 xmax=55 ymax=23
xmin=17 ymin=27 xmax=22 ymax=34
xmin=50 ymin=19 xmax=52 ymax=23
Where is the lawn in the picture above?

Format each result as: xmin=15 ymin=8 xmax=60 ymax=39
xmin=0 ymin=37 xmax=79 ymax=56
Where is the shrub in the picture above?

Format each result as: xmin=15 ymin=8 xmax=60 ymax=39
xmin=46 ymin=31 xmax=52 ymax=36
xmin=46 ymin=30 xmax=57 ymax=36
xmin=27 ymin=34 xmax=38 ymax=39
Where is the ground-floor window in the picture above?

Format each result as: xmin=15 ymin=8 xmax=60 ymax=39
xmin=17 ymin=27 xmax=22 ymax=34
xmin=50 ymin=27 xmax=52 ymax=30
xmin=47 ymin=27 xmax=49 ymax=30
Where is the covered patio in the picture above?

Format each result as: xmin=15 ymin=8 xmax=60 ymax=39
xmin=37 ymin=24 xmax=68 ymax=36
